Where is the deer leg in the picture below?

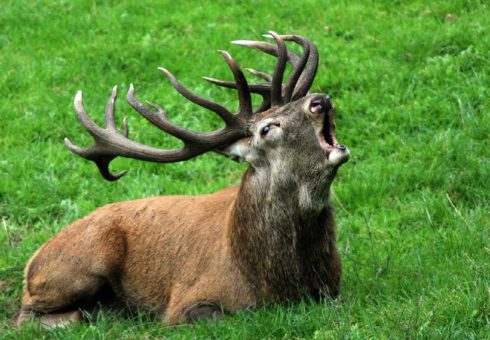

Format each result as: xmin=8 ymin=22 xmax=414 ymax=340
xmin=17 ymin=223 xmax=126 ymax=328
xmin=17 ymin=246 xmax=118 ymax=327
xmin=17 ymin=272 xmax=107 ymax=328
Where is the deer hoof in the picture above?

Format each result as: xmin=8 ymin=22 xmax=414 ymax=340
xmin=185 ymin=302 xmax=224 ymax=323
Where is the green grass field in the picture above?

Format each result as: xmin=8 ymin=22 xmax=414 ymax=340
xmin=1 ymin=0 xmax=488 ymax=338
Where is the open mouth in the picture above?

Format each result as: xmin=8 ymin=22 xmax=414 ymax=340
xmin=319 ymin=114 xmax=340 ymax=153
xmin=309 ymin=95 xmax=349 ymax=165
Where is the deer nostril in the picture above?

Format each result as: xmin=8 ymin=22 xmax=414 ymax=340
xmin=310 ymin=96 xmax=333 ymax=114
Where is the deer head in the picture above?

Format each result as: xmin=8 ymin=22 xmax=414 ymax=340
xmin=64 ymin=32 xmax=349 ymax=188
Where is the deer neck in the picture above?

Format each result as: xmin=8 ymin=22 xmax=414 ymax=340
xmin=227 ymin=165 xmax=336 ymax=300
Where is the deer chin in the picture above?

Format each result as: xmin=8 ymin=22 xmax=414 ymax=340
xmin=328 ymin=146 xmax=350 ymax=165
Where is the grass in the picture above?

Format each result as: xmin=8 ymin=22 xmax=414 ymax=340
xmin=0 ymin=0 xmax=488 ymax=338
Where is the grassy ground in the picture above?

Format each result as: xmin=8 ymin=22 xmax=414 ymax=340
xmin=1 ymin=0 xmax=488 ymax=338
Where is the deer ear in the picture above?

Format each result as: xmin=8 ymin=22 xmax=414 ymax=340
xmin=214 ymin=138 xmax=251 ymax=162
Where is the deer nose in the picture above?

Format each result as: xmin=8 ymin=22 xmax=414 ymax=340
xmin=310 ymin=96 xmax=333 ymax=114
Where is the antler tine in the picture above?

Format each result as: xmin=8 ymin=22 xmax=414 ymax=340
xmin=282 ymin=36 xmax=310 ymax=103
xmin=157 ymin=68 xmax=238 ymax=127
xmin=267 ymin=32 xmax=287 ymax=106
xmin=202 ymin=77 xmax=270 ymax=96
xmin=231 ymin=39 xmax=300 ymax=65
xmin=203 ymin=77 xmax=272 ymax=114
xmin=246 ymin=68 xmax=272 ymax=82
xmin=246 ymin=68 xmax=273 ymax=112
xmin=127 ymin=84 xmax=210 ymax=145
xmin=104 ymin=86 xmax=118 ymax=130
xmin=65 ymin=88 xmax=128 ymax=180
xmin=283 ymin=35 xmax=319 ymax=100
xmin=203 ymin=77 xmax=272 ymax=115
xmin=218 ymin=50 xmax=253 ymax=118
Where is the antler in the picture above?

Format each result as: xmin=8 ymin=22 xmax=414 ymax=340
xmin=204 ymin=32 xmax=318 ymax=113
xmin=65 ymin=51 xmax=252 ymax=181
xmin=65 ymin=33 xmax=319 ymax=180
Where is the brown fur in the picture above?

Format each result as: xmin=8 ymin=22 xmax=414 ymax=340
xmin=18 ymin=94 xmax=348 ymax=326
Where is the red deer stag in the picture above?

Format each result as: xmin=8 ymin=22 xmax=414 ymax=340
xmin=17 ymin=32 xmax=350 ymax=327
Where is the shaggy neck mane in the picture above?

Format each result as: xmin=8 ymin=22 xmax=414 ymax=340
xmin=227 ymin=166 xmax=337 ymax=301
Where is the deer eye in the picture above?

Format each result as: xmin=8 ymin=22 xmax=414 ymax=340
xmin=261 ymin=125 xmax=270 ymax=136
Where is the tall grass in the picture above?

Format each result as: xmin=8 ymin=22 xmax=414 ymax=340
xmin=1 ymin=0 xmax=488 ymax=338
